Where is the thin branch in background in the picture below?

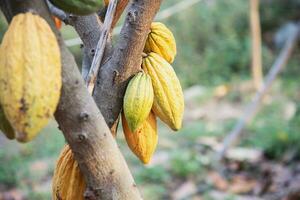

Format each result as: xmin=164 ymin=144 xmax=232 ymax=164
xmin=85 ymin=0 xmax=118 ymax=93
xmin=250 ymin=0 xmax=263 ymax=90
xmin=216 ymin=24 xmax=300 ymax=161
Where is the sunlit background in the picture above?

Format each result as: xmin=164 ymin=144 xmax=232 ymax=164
xmin=1 ymin=0 xmax=300 ymax=199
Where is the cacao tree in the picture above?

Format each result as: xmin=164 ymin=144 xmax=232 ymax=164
xmin=0 ymin=0 xmax=184 ymax=199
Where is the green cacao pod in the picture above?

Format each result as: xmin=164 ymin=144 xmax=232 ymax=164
xmin=122 ymin=112 xmax=158 ymax=164
xmin=123 ymin=71 xmax=154 ymax=132
xmin=50 ymin=0 xmax=103 ymax=15
xmin=52 ymin=145 xmax=85 ymax=200
xmin=0 ymin=105 xmax=15 ymax=140
xmin=0 ymin=13 xmax=62 ymax=142
xmin=142 ymin=52 xmax=184 ymax=131
xmin=144 ymin=22 xmax=177 ymax=63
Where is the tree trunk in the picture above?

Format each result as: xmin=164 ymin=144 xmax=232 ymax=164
xmin=0 ymin=0 xmax=142 ymax=199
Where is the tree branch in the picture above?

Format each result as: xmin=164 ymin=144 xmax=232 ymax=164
xmin=65 ymin=0 xmax=129 ymax=72
xmin=66 ymin=14 xmax=113 ymax=83
xmin=85 ymin=0 xmax=118 ymax=91
xmin=93 ymin=0 xmax=163 ymax=128
xmin=46 ymin=0 xmax=68 ymax=23
xmin=98 ymin=0 xmax=129 ymax=28
xmin=64 ymin=0 xmax=162 ymax=134
xmin=0 ymin=1 xmax=141 ymax=199
xmin=82 ymin=48 xmax=92 ymax=78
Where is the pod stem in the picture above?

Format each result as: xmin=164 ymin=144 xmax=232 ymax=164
xmin=142 ymin=52 xmax=148 ymax=58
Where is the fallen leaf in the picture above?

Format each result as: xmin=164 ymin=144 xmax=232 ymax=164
xmin=226 ymin=147 xmax=263 ymax=163
xmin=208 ymin=171 xmax=228 ymax=191
xmin=172 ymin=181 xmax=197 ymax=200
xmin=228 ymin=175 xmax=257 ymax=194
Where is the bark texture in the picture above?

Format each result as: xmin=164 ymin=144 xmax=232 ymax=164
xmin=0 ymin=0 xmax=142 ymax=199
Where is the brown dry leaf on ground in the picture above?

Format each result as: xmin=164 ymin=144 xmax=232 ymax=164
xmin=208 ymin=171 xmax=229 ymax=191
xmin=207 ymin=190 xmax=264 ymax=200
xmin=171 ymin=181 xmax=198 ymax=200
xmin=226 ymin=147 xmax=263 ymax=163
xmin=228 ymin=175 xmax=257 ymax=194
xmin=0 ymin=189 xmax=24 ymax=200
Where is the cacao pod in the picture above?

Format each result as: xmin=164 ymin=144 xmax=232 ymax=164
xmin=50 ymin=0 xmax=103 ymax=15
xmin=144 ymin=22 xmax=177 ymax=63
xmin=52 ymin=145 xmax=85 ymax=200
xmin=123 ymin=71 xmax=154 ymax=132
xmin=0 ymin=105 xmax=15 ymax=140
xmin=142 ymin=53 xmax=184 ymax=131
xmin=0 ymin=13 xmax=62 ymax=142
xmin=122 ymin=112 xmax=158 ymax=164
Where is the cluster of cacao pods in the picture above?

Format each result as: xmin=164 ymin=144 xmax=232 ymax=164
xmin=51 ymin=19 xmax=183 ymax=200
xmin=123 ymin=22 xmax=184 ymax=164
xmin=0 ymin=12 xmax=62 ymax=142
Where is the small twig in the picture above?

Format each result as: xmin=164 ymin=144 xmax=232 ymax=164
xmin=216 ymin=23 xmax=300 ymax=161
xmin=85 ymin=0 xmax=118 ymax=93
xmin=46 ymin=0 xmax=68 ymax=22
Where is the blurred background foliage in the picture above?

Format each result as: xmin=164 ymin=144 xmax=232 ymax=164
xmin=0 ymin=0 xmax=300 ymax=199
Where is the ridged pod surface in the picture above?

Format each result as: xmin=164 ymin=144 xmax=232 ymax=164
xmin=50 ymin=0 xmax=103 ymax=15
xmin=52 ymin=145 xmax=86 ymax=200
xmin=0 ymin=105 xmax=15 ymax=140
xmin=0 ymin=13 xmax=62 ymax=142
xmin=144 ymin=22 xmax=177 ymax=63
xmin=122 ymin=112 xmax=158 ymax=164
xmin=142 ymin=53 xmax=184 ymax=131
xmin=123 ymin=71 xmax=154 ymax=132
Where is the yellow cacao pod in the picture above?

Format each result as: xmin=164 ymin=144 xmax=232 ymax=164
xmin=0 ymin=13 xmax=62 ymax=142
xmin=122 ymin=112 xmax=158 ymax=164
xmin=123 ymin=71 xmax=154 ymax=132
xmin=144 ymin=22 xmax=177 ymax=63
xmin=142 ymin=53 xmax=184 ymax=131
xmin=0 ymin=105 xmax=15 ymax=140
xmin=52 ymin=145 xmax=86 ymax=200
